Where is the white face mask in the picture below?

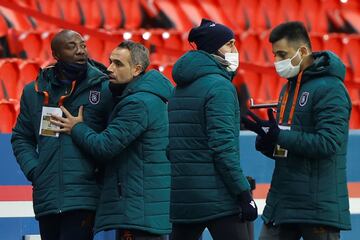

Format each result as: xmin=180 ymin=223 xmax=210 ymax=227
xmin=224 ymin=52 xmax=239 ymax=72
xmin=274 ymin=48 xmax=303 ymax=78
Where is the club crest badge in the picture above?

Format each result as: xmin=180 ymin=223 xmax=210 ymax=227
xmin=299 ymin=92 xmax=309 ymax=107
xmin=89 ymin=91 xmax=100 ymax=105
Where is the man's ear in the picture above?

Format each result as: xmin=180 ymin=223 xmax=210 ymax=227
xmin=300 ymin=46 xmax=310 ymax=57
xmin=52 ymin=50 xmax=59 ymax=60
xmin=133 ymin=64 xmax=143 ymax=77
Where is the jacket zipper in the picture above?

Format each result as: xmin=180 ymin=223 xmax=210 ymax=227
xmin=58 ymin=110 xmax=64 ymax=214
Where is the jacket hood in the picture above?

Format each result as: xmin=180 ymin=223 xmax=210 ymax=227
xmin=172 ymin=50 xmax=232 ymax=86
xmin=302 ymin=51 xmax=346 ymax=83
xmin=121 ymin=70 xmax=174 ymax=101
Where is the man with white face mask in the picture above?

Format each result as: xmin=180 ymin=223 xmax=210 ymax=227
xmin=242 ymin=21 xmax=352 ymax=240
xmin=167 ymin=19 xmax=257 ymax=240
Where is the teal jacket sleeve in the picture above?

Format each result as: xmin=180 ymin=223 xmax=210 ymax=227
xmin=11 ymin=89 xmax=39 ymax=181
xmin=277 ymin=83 xmax=351 ymax=158
xmin=205 ymin=83 xmax=250 ymax=196
xmin=71 ymin=98 xmax=148 ymax=161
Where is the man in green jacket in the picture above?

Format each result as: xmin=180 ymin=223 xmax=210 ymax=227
xmin=243 ymin=21 xmax=352 ymax=240
xmin=51 ymin=41 xmax=173 ymax=240
xmin=11 ymin=30 xmax=113 ymax=240
xmin=167 ymin=19 xmax=257 ymax=240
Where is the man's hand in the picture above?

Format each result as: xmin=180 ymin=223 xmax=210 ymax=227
xmin=50 ymin=106 xmax=84 ymax=134
xmin=238 ymin=190 xmax=258 ymax=222
xmin=242 ymin=108 xmax=280 ymax=143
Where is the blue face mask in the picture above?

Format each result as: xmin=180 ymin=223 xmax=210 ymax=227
xmin=56 ymin=61 xmax=88 ymax=81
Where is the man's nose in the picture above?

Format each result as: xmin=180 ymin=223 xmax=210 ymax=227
xmin=76 ymin=46 xmax=86 ymax=55
xmin=107 ymin=65 xmax=113 ymax=73
xmin=105 ymin=67 xmax=113 ymax=75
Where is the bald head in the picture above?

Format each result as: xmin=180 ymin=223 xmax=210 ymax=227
xmin=51 ymin=30 xmax=88 ymax=63
xmin=51 ymin=30 xmax=79 ymax=52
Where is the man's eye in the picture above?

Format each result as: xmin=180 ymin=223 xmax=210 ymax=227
xmin=67 ymin=44 xmax=75 ymax=49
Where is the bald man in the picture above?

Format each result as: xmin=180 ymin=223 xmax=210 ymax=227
xmin=11 ymin=30 xmax=113 ymax=240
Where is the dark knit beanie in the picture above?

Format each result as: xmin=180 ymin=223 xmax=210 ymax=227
xmin=188 ymin=18 xmax=234 ymax=54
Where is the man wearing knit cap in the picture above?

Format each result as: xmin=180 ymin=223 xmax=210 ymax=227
xmin=167 ymin=19 xmax=257 ymax=240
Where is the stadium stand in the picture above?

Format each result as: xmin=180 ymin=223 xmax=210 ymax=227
xmin=0 ymin=1 xmax=360 ymax=240
xmin=0 ymin=0 xmax=358 ymax=130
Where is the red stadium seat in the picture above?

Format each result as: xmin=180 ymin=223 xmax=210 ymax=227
xmin=56 ymin=0 xmax=83 ymax=25
xmin=162 ymin=30 xmax=183 ymax=50
xmin=35 ymin=0 xmax=63 ymax=29
xmin=175 ymin=0 xmax=204 ymax=26
xmin=101 ymin=32 xmax=124 ymax=64
xmin=16 ymin=60 xmax=40 ymax=98
xmin=198 ymin=0 xmax=235 ymax=29
xmin=214 ymin=0 xmax=238 ymax=27
xmin=260 ymin=66 xmax=285 ymax=101
xmin=234 ymin=31 xmax=242 ymax=53
xmin=86 ymin=35 xmax=105 ymax=63
xmin=39 ymin=31 xmax=56 ymax=61
xmin=119 ymin=0 xmax=142 ymax=29
xmin=341 ymin=9 xmax=360 ymax=33
xmin=322 ymin=34 xmax=344 ymax=59
xmin=234 ymin=0 xmax=259 ymax=31
xmin=239 ymin=32 xmax=260 ymax=63
xmin=142 ymin=29 xmax=165 ymax=56
xmin=101 ymin=0 xmax=123 ymax=30
xmin=17 ymin=31 xmax=42 ymax=60
xmin=299 ymin=0 xmax=325 ymax=33
xmin=78 ymin=0 xmax=104 ymax=29
xmin=0 ymin=13 xmax=9 ymax=37
xmin=346 ymin=82 xmax=360 ymax=102
xmin=309 ymin=33 xmax=324 ymax=52
xmin=342 ymin=35 xmax=360 ymax=82
xmin=254 ymin=0 xmax=280 ymax=32
xmin=257 ymin=31 xmax=273 ymax=64
xmin=277 ymin=0 xmax=301 ymax=23
xmin=0 ymin=6 xmax=35 ymax=31
xmin=154 ymin=0 xmax=193 ymax=31
xmin=0 ymin=60 xmax=19 ymax=100
xmin=240 ymin=69 xmax=261 ymax=100
xmin=340 ymin=0 xmax=360 ymax=12
xmin=0 ymin=99 xmax=17 ymax=133
xmin=350 ymin=101 xmax=360 ymax=129
xmin=15 ymin=0 xmax=39 ymax=10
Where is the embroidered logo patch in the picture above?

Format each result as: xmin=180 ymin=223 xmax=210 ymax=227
xmin=299 ymin=92 xmax=309 ymax=107
xmin=89 ymin=91 xmax=100 ymax=105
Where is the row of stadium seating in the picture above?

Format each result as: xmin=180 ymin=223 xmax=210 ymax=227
xmin=3 ymin=29 xmax=360 ymax=67
xmin=1 ymin=0 xmax=360 ymax=32
xmin=1 ymin=57 xmax=360 ymax=132
xmin=0 ymin=58 xmax=175 ymax=101
xmin=0 ymin=0 xmax=359 ymax=132
xmin=2 ymin=29 xmax=360 ymax=82
xmin=154 ymin=0 xmax=360 ymax=32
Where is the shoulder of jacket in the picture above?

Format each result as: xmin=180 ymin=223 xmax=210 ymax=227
xmin=118 ymin=93 xmax=148 ymax=107
xmin=207 ymin=77 xmax=235 ymax=92
xmin=22 ymin=81 xmax=37 ymax=96
xmin=308 ymin=76 xmax=345 ymax=92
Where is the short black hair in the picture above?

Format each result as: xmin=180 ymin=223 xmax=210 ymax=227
xmin=269 ymin=21 xmax=312 ymax=50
